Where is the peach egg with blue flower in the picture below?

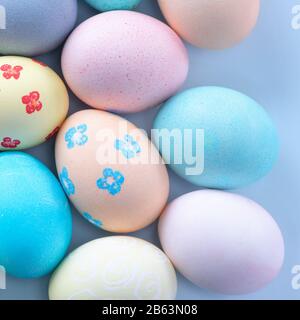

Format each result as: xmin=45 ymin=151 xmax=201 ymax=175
xmin=55 ymin=109 xmax=169 ymax=233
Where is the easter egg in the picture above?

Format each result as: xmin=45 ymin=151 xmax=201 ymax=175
xmin=62 ymin=11 xmax=189 ymax=113
xmin=0 ymin=0 xmax=78 ymax=56
xmin=0 ymin=152 xmax=72 ymax=278
xmin=55 ymin=110 xmax=169 ymax=233
xmin=0 ymin=56 xmax=69 ymax=150
xmin=85 ymin=0 xmax=142 ymax=11
xmin=49 ymin=236 xmax=177 ymax=300
xmin=159 ymin=190 xmax=284 ymax=295
xmin=158 ymin=0 xmax=260 ymax=49
xmin=153 ymin=86 xmax=279 ymax=189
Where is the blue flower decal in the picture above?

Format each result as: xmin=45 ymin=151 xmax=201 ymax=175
xmin=59 ymin=167 xmax=75 ymax=196
xmin=96 ymin=168 xmax=125 ymax=196
xmin=115 ymin=134 xmax=141 ymax=159
xmin=65 ymin=124 xmax=88 ymax=149
xmin=82 ymin=212 xmax=103 ymax=228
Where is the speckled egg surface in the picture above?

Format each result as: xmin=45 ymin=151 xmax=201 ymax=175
xmin=85 ymin=0 xmax=142 ymax=11
xmin=49 ymin=236 xmax=177 ymax=300
xmin=55 ymin=109 xmax=169 ymax=233
xmin=0 ymin=56 xmax=69 ymax=150
xmin=0 ymin=0 xmax=78 ymax=56
xmin=158 ymin=0 xmax=260 ymax=49
xmin=62 ymin=11 xmax=189 ymax=113
xmin=159 ymin=190 xmax=284 ymax=295
xmin=153 ymin=86 xmax=279 ymax=189
xmin=0 ymin=152 xmax=72 ymax=279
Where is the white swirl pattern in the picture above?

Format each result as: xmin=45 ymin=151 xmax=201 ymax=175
xmin=49 ymin=236 xmax=177 ymax=300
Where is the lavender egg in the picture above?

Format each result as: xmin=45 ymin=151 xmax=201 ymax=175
xmin=159 ymin=190 xmax=284 ymax=295
xmin=0 ymin=0 xmax=78 ymax=56
xmin=62 ymin=11 xmax=188 ymax=113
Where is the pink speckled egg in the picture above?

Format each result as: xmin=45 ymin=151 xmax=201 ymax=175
xmin=158 ymin=0 xmax=260 ymax=49
xmin=61 ymin=11 xmax=189 ymax=113
xmin=55 ymin=109 xmax=169 ymax=233
xmin=159 ymin=190 xmax=284 ymax=295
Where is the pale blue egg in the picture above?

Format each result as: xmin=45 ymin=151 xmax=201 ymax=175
xmin=0 ymin=152 xmax=72 ymax=278
xmin=0 ymin=0 xmax=78 ymax=56
xmin=153 ymin=87 xmax=279 ymax=189
xmin=85 ymin=0 xmax=142 ymax=11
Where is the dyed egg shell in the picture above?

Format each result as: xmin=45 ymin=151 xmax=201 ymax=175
xmin=0 ymin=56 xmax=69 ymax=150
xmin=0 ymin=152 xmax=72 ymax=278
xmin=62 ymin=11 xmax=188 ymax=113
xmin=153 ymin=87 xmax=279 ymax=189
xmin=158 ymin=0 xmax=260 ymax=49
xmin=55 ymin=110 xmax=169 ymax=233
xmin=0 ymin=0 xmax=77 ymax=56
xmin=49 ymin=236 xmax=177 ymax=300
xmin=85 ymin=0 xmax=142 ymax=11
xmin=159 ymin=190 xmax=284 ymax=295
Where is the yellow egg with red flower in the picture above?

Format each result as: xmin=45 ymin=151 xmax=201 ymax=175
xmin=0 ymin=56 xmax=69 ymax=150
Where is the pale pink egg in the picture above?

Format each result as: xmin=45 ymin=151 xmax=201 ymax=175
xmin=159 ymin=190 xmax=284 ymax=295
xmin=61 ymin=11 xmax=189 ymax=113
xmin=158 ymin=0 xmax=260 ymax=49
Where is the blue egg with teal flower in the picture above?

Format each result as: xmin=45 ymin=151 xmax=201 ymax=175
xmin=153 ymin=86 xmax=279 ymax=189
xmin=85 ymin=0 xmax=142 ymax=12
xmin=0 ymin=152 xmax=72 ymax=278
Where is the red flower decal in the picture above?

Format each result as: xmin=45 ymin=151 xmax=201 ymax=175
xmin=0 ymin=64 xmax=23 ymax=80
xmin=1 ymin=137 xmax=21 ymax=149
xmin=22 ymin=91 xmax=43 ymax=114
xmin=45 ymin=126 xmax=60 ymax=141
xmin=32 ymin=59 xmax=47 ymax=67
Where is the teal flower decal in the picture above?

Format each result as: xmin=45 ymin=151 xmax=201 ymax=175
xmin=82 ymin=212 xmax=102 ymax=228
xmin=96 ymin=168 xmax=125 ymax=196
xmin=59 ymin=167 xmax=75 ymax=196
xmin=115 ymin=134 xmax=141 ymax=159
xmin=65 ymin=124 xmax=88 ymax=149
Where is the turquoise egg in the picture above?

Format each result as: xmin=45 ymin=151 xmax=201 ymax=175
xmin=0 ymin=152 xmax=72 ymax=278
xmin=153 ymin=87 xmax=279 ymax=189
xmin=84 ymin=0 xmax=142 ymax=11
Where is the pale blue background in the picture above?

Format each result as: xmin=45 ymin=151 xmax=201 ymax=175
xmin=1 ymin=0 xmax=300 ymax=300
